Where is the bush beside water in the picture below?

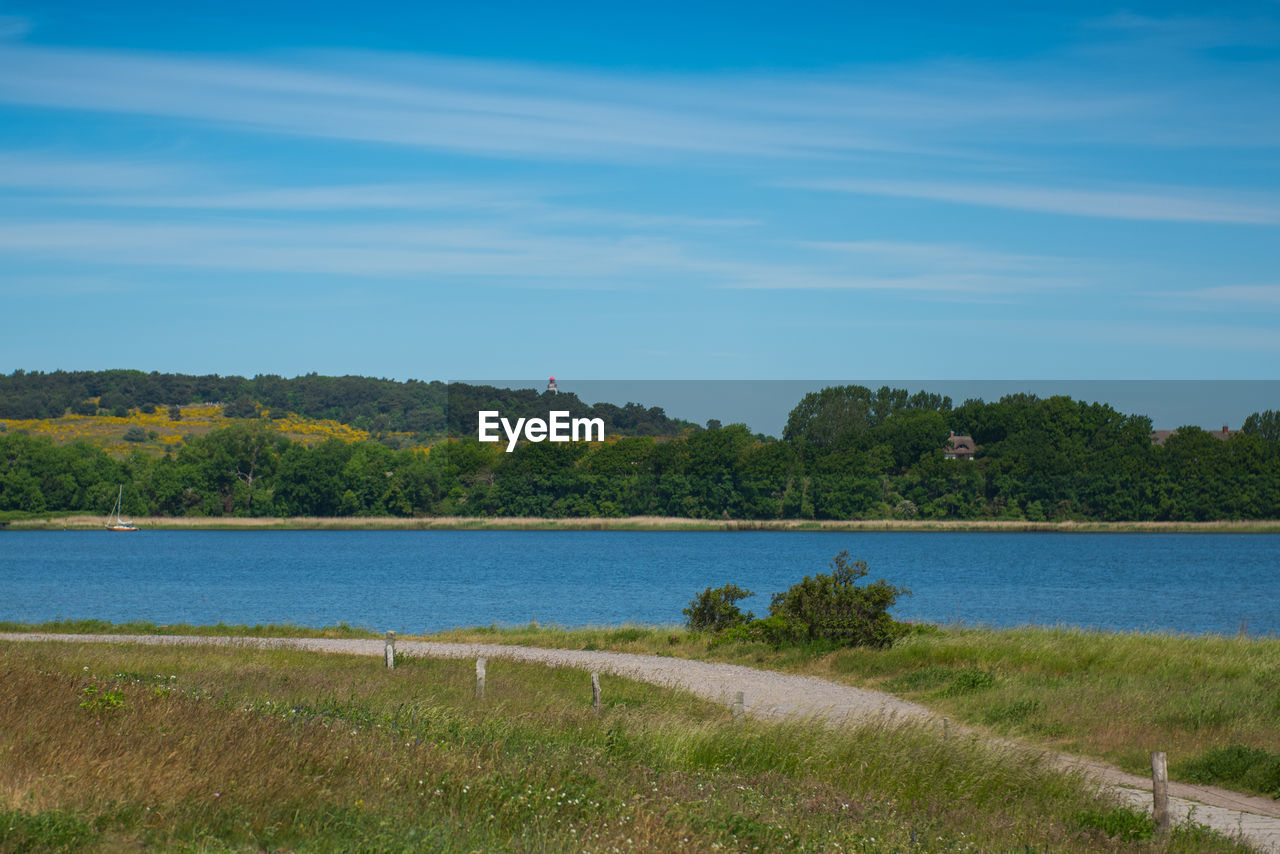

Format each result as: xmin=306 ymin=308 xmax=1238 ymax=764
xmin=687 ymin=551 xmax=908 ymax=651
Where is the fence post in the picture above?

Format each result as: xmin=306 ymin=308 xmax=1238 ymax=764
xmin=1151 ymin=751 xmax=1170 ymax=836
xmin=475 ymin=657 xmax=487 ymax=700
xmin=732 ymin=691 xmax=744 ymax=719
xmin=943 ymin=717 xmax=949 ymax=739
xmin=591 ymin=672 xmax=601 ymax=714
xmin=384 ymin=631 xmax=396 ymax=669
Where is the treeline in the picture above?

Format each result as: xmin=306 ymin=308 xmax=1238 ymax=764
xmin=0 ymin=371 xmax=692 ymax=438
xmin=2 ymin=385 xmax=1278 ymax=521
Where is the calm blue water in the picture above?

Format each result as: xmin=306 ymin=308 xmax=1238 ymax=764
xmin=1 ymin=531 xmax=1277 ymax=635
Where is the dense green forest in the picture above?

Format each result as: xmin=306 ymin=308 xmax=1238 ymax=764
xmin=2 ymin=375 xmax=1278 ymax=521
xmin=0 ymin=370 xmax=692 ymax=438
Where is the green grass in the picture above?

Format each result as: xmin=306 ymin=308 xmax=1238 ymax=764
xmin=0 ymin=618 xmax=379 ymax=639
xmin=0 ymin=640 xmax=1249 ymax=853
xmin=9 ymin=618 xmax=1280 ymax=802
xmin=815 ymin=626 xmax=1280 ymax=790
xmin=1177 ymin=746 xmax=1280 ymax=797
xmin=425 ymin=622 xmax=1280 ymax=799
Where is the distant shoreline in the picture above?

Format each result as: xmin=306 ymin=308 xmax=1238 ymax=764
xmin=6 ymin=515 xmax=1280 ymax=533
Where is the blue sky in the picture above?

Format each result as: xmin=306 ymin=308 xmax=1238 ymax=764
xmin=1 ymin=1 xmax=1278 ymax=383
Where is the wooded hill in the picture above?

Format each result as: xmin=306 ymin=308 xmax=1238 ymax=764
xmin=0 ymin=370 xmax=693 ymax=438
xmin=2 ymin=375 xmax=1278 ymax=522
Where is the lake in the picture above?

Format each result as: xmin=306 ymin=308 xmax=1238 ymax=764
xmin=1 ymin=531 xmax=1277 ymax=635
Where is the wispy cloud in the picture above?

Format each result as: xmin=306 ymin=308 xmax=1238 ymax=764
xmin=1 ymin=11 xmax=1277 ymax=347
xmin=44 ymin=181 xmax=757 ymax=229
xmin=0 ymin=150 xmax=189 ymax=190
xmin=800 ymin=240 xmax=1070 ymax=273
xmin=788 ymin=178 xmax=1280 ymax=224
xmin=717 ymin=271 xmax=1062 ymax=296
xmin=0 ymin=217 xmax=727 ymax=283
xmin=0 ymin=44 xmax=893 ymax=161
xmin=0 ymin=216 xmax=1071 ymax=301
xmin=1149 ymin=284 xmax=1280 ymax=307
xmin=1 ymin=20 xmax=1276 ymax=170
xmin=1086 ymin=11 xmax=1280 ymax=52
xmin=707 ymin=239 xmax=1087 ymax=297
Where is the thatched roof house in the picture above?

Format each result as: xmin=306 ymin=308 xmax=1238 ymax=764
xmin=945 ymin=432 xmax=978 ymax=460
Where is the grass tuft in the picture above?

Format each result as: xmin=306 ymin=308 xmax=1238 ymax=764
xmin=1177 ymin=746 xmax=1280 ymax=798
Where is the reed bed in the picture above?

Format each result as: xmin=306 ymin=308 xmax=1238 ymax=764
xmin=0 ymin=640 xmax=1249 ymax=852
xmin=11 ymin=515 xmax=1280 ymax=531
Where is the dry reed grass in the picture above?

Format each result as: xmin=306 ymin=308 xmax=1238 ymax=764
xmin=0 ymin=640 xmax=1250 ymax=852
xmin=13 ymin=515 xmax=1280 ymax=531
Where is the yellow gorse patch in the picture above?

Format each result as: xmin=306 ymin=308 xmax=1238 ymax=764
xmin=1 ymin=405 xmax=387 ymax=457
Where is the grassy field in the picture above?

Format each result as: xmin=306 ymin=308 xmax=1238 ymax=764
xmin=420 ymin=623 xmax=1280 ymax=801
xmin=8 ymin=620 xmax=1280 ymax=805
xmin=0 ymin=638 xmax=1250 ymax=853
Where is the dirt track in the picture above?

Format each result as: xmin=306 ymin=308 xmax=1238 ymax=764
xmin=6 ymin=632 xmax=1279 ymax=852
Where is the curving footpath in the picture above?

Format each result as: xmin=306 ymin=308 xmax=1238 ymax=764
xmin=6 ymin=632 xmax=1280 ymax=852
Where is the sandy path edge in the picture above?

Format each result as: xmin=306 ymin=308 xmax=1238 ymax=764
xmin=4 ymin=632 xmax=1278 ymax=852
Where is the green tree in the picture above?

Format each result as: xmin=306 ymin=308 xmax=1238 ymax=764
xmin=683 ymin=584 xmax=755 ymax=631
xmin=223 ymin=396 xmax=258 ymax=418
xmin=1243 ymin=411 xmax=1280 ymax=444
xmin=783 ymin=385 xmax=876 ymax=449
xmin=767 ymin=551 xmax=908 ymax=648
xmin=872 ymin=409 xmax=950 ymax=471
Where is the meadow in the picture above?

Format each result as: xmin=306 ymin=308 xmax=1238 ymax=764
xmin=12 ymin=619 xmax=1279 ymax=803
xmin=0 ymin=636 xmax=1251 ymax=853
xmin=426 ymin=623 xmax=1280 ymax=801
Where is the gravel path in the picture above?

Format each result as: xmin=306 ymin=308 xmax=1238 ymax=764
xmin=7 ymin=632 xmax=1280 ymax=852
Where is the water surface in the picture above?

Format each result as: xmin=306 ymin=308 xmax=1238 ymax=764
xmin=1 ymin=531 xmax=1276 ymax=635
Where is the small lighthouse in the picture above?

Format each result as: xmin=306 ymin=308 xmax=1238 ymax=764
xmin=546 ymin=376 xmax=558 ymax=394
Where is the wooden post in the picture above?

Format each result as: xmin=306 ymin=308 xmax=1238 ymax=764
xmin=591 ymin=672 xmax=601 ymax=714
xmin=731 ymin=691 xmax=744 ymax=719
xmin=943 ymin=717 xmax=949 ymax=739
xmin=1151 ymin=751 xmax=1170 ymax=836
xmin=475 ymin=657 xmax=486 ymax=700
xmin=384 ymin=631 xmax=396 ymax=669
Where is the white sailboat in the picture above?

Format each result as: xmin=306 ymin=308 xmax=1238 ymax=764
xmin=106 ymin=485 xmax=139 ymax=532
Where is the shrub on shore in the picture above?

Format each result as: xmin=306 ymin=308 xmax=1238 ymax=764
xmin=682 ymin=583 xmax=755 ymax=632
xmin=691 ymin=551 xmax=908 ymax=651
